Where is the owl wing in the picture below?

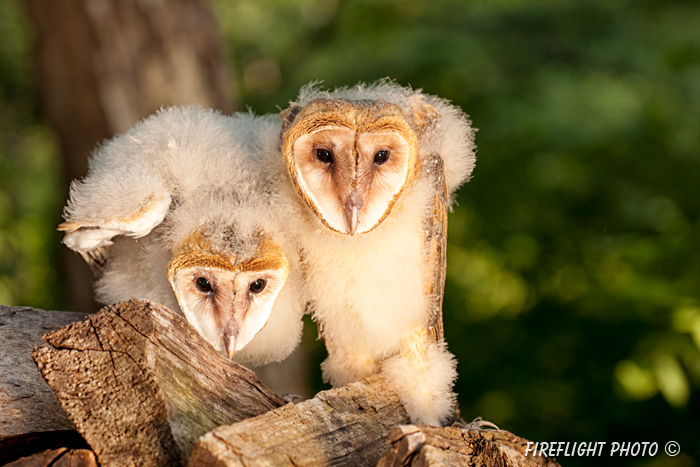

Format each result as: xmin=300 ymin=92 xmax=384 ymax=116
xmin=58 ymin=190 xmax=171 ymax=271
xmin=422 ymin=154 xmax=449 ymax=343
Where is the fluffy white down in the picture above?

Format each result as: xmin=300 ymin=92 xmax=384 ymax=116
xmin=66 ymin=106 xmax=305 ymax=366
xmin=64 ymin=107 xmax=281 ymax=225
xmin=95 ymin=231 xmax=177 ymax=309
xmin=300 ymin=180 xmax=432 ymax=361
xmin=381 ymin=341 xmax=458 ymax=425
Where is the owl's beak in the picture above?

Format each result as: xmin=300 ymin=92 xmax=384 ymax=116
xmin=344 ymin=190 xmax=363 ymax=235
xmin=222 ymin=321 xmax=239 ymax=359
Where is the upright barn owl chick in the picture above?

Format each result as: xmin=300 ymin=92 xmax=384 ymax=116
xmin=59 ymin=107 xmax=304 ymax=366
xmin=275 ymin=80 xmax=476 ymax=425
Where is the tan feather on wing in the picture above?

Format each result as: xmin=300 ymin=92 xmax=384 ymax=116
xmin=57 ymin=221 xmax=89 ymax=232
xmin=422 ymin=154 xmax=449 ymax=343
xmin=59 ymin=192 xmax=172 ymax=272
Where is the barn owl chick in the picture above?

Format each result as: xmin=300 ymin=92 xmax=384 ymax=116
xmin=59 ymin=107 xmax=304 ymax=366
xmin=276 ymin=80 xmax=476 ymax=425
xmin=163 ymin=199 xmax=291 ymax=359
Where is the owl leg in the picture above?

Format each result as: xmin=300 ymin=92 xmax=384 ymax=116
xmin=381 ymin=326 xmax=458 ymax=426
xmin=321 ymin=345 xmax=380 ymax=387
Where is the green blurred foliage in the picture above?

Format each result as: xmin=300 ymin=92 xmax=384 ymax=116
xmin=1 ymin=0 xmax=698 ymax=464
xmin=0 ymin=1 xmax=64 ymax=310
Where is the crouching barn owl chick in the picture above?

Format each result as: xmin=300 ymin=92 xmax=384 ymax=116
xmin=59 ymin=106 xmax=304 ymax=366
xmin=277 ymin=80 xmax=476 ymax=425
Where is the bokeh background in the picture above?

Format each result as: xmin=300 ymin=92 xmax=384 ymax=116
xmin=1 ymin=0 xmax=699 ymax=465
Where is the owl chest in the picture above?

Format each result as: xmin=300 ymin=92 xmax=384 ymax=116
xmin=301 ymin=218 xmax=428 ymax=352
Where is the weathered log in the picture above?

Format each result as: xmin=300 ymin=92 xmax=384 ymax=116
xmin=377 ymin=424 xmax=561 ymax=467
xmin=21 ymin=299 xmax=557 ymax=467
xmin=0 ymin=306 xmax=87 ymax=464
xmin=4 ymin=447 xmax=97 ymax=467
xmin=32 ymin=299 xmax=286 ymax=467
xmin=189 ymin=375 xmax=411 ymax=466
xmin=189 ymin=379 xmax=561 ymax=467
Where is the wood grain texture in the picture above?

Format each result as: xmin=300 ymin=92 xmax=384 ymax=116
xmin=0 ymin=306 xmax=88 ymax=464
xmin=3 ymin=448 xmax=67 ymax=467
xmin=189 ymin=375 xmax=411 ymax=467
xmin=32 ymin=299 xmax=285 ymax=467
xmin=0 ymin=306 xmax=85 ymax=437
xmin=52 ymin=449 xmax=98 ymax=467
xmin=4 ymin=448 xmax=97 ymax=467
xmin=378 ymin=425 xmax=562 ymax=467
xmin=0 ymin=431 xmax=89 ymax=467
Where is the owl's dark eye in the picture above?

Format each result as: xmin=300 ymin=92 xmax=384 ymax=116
xmin=195 ymin=277 xmax=213 ymax=293
xmin=249 ymin=278 xmax=267 ymax=294
xmin=374 ymin=150 xmax=390 ymax=165
xmin=314 ymin=148 xmax=334 ymax=164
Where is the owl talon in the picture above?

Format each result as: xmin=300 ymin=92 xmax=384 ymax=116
xmin=460 ymin=417 xmax=500 ymax=431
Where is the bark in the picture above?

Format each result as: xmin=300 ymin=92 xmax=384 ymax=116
xmin=21 ymin=0 xmax=235 ymax=314
xmin=32 ymin=299 xmax=285 ymax=467
xmin=0 ymin=306 xmax=87 ymax=465
xmin=378 ymin=425 xmax=561 ymax=467
xmin=189 ymin=375 xmax=411 ymax=467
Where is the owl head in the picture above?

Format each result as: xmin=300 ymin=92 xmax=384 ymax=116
xmin=280 ymin=94 xmax=439 ymax=235
xmin=167 ymin=225 xmax=290 ymax=359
